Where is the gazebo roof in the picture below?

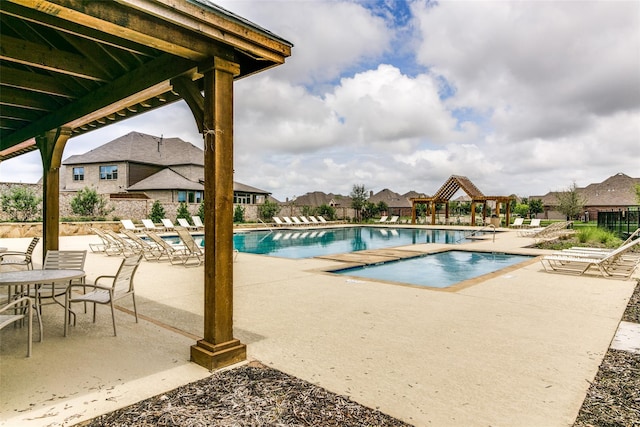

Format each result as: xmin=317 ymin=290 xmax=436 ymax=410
xmin=0 ymin=0 xmax=292 ymax=160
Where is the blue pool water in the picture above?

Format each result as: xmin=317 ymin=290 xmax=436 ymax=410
xmin=333 ymin=251 xmax=532 ymax=288
xmin=231 ymin=227 xmax=485 ymax=259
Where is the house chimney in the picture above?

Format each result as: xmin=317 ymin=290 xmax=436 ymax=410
xmin=370 ymin=191 xmax=373 ymax=197
xmin=157 ymin=135 xmax=163 ymax=152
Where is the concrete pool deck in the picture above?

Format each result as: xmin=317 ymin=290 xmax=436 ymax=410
xmin=1 ymin=227 xmax=637 ymax=426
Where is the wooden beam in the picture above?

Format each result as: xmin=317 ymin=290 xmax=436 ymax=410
xmin=0 ymin=54 xmax=197 ymax=150
xmin=0 ymin=35 xmax=111 ymax=81
xmin=171 ymin=76 xmax=204 ymax=133
xmin=0 ymin=86 xmax=63 ymax=111
xmin=0 ymin=66 xmax=78 ymax=98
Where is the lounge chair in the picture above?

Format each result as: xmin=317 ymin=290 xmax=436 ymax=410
xmin=161 ymin=218 xmax=175 ymax=232
xmin=64 ymin=254 xmax=143 ymax=336
xmin=291 ymin=216 xmax=303 ymax=226
xmin=120 ymin=219 xmax=144 ymax=233
xmin=90 ymin=228 xmax=126 ymax=256
xmin=105 ymin=230 xmax=142 ymax=256
xmin=299 ymin=216 xmax=311 ymax=225
xmin=273 ymin=217 xmax=285 ymax=227
xmin=510 ymin=218 xmax=524 ymax=228
xmin=141 ymin=219 xmax=160 ymax=232
xmin=377 ymin=216 xmax=388 ymax=223
xmin=528 ymin=218 xmax=541 ymax=228
xmin=0 ymin=237 xmax=40 ymax=270
xmin=540 ymin=236 xmax=640 ymax=279
xmin=317 ymin=216 xmax=328 ymax=224
xmin=191 ymin=216 xmax=205 ymax=230
xmin=145 ymin=230 xmax=188 ymax=263
xmin=177 ymin=218 xmax=197 ymax=231
xmin=388 ymin=216 xmax=399 ymax=224
xmin=308 ymin=216 xmax=320 ymax=224
xmin=518 ymin=221 xmax=573 ymax=239
xmin=121 ymin=229 xmax=163 ymax=261
xmin=282 ymin=217 xmax=295 ymax=226
xmin=174 ymin=226 xmax=204 ymax=267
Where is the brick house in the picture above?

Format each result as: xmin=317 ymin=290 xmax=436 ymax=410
xmin=531 ymin=173 xmax=640 ymax=221
xmin=61 ymin=131 xmax=270 ymax=206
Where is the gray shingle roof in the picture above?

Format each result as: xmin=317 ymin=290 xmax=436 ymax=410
xmin=127 ymin=168 xmax=204 ymax=191
xmin=63 ymin=132 xmax=204 ymax=167
xmin=532 ymin=173 xmax=640 ymax=206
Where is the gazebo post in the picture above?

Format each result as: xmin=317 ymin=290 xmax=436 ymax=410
xmin=471 ymin=201 xmax=476 ymax=226
xmin=190 ymin=57 xmax=246 ymax=370
xmin=37 ymin=128 xmax=71 ymax=259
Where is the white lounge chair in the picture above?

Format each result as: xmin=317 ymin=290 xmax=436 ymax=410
xmin=377 ymin=216 xmax=388 ymax=223
xmin=388 ymin=216 xmax=399 ymax=224
xmin=317 ymin=216 xmax=328 ymax=224
xmin=120 ymin=219 xmax=144 ymax=233
xmin=174 ymin=226 xmax=204 ymax=267
xmin=191 ymin=216 xmax=205 ymax=230
xmin=540 ymin=236 xmax=640 ymax=278
xmin=177 ymin=218 xmax=197 ymax=230
xmin=282 ymin=217 xmax=295 ymax=226
xmin=510 ymin=218 xmax=524 ymax=228
xmin=308 ymin=216 xmax=320 ymax=224
xmin=528 ymin=218 xmax=541 ymax=228
xmin=291 ymin=216 xmax=303 ymax=226
xmin=273 ymin=217 xmax=285 ymax=226
xmin=299 ymin=216 xmax=311 ymax=225
xmin=141 ymin=219 xmax=160 ymax=232
xmin=161 ymin=218 xmax=175 ymax=232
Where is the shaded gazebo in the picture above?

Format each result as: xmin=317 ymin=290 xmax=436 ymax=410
xmin=410 ymin=175 xmax=513 ymax=226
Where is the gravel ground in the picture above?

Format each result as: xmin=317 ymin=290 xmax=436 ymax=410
xmin=76 ymin=281 xmax=640 ymax=427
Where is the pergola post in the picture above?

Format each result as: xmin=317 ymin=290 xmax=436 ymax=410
xmin=190 ymin=57 xmax=246 ymax=370
xmin=36 ymin=128 xmax=71 ymax=258
xmin=471 ymin=202 xmax=476 ymax=226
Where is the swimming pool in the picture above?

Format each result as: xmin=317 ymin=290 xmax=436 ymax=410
xmin=232 ymin=227 xmax=486 ymax=259
xmin=333 ymin=251 xmax=533 ymax=289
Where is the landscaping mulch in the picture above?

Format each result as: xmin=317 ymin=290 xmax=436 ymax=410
xmin=573 ymin=281 xmax=640 ymax=427
xmin=76 ymin=282 xmax=640 ymax=427
xmin=76 ymin=361 xmax=411 ymax=427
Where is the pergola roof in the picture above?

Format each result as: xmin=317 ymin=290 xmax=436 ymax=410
xmin=0 ymin=0 xmax=292 ymax=160
xmin=412 ymin=175 xmax=512 ymax=203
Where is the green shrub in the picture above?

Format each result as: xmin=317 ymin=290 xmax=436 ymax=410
xmin=176 ymin=202 xmax=191 ymax=222
xmin=258 ymin=199 xmax=280 ymax=221
xmin=1 ymin=186 xmax=41 ymax=222
xmin=149 ymin=200 xmax=166 ymax=223
xmin=233 ymin=205 xmax=245 ymax=223
xmin=70 ymin=187 xmax=113 ymax=218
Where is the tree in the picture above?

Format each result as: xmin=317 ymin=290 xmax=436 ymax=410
xmin=361 ymin=201 xmax=377 ymax=221
xmin=317 ymin=204 xmax=336 ymax=220
xmin=376 ymin=201 xmax=388 ymax=215
xmin=635 ymin=183 xmax=640 ymax=204
xmin=350 ymin=184 xmax=368 ymax=222
xmin=176 ymin=202 xmax=191 ymax=222
xmin=1 ymin=186 xmax=41 ymax=221
xmin=555 ymin=182 xmax=586 ymax=220
xmin=258 ymin=199 xmax=280 ymax=221
xmin=528 ymin=199 xmax=543 ymax=218
xmin=514 ymin=203 xmax=529 ymax=218
xmin=70 ymin=187 xmax=112 ymax=218
xmin=197 ymin=202 xmax=205 ymax=220
xmin=233 ymin=205 xmax=245 ymax=223
xmin=149 ymin=200 xmax=166 ymax=223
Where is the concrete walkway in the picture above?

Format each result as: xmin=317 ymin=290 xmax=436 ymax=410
xmin=0 ymin=227 xmax=637 ymax=426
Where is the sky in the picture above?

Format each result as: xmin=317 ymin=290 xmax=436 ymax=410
xmin=1 ymin=0 xmax=639 ymax=202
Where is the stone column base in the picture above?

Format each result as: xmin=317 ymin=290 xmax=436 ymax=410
xmin=190 ymin=338 xmax=246 ymax=371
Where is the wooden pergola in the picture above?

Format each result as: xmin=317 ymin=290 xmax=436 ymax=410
xmin=411 ymin=175 xmax=513 ymax=226
xmin=0 ymin=0 xmax=292 ymax=370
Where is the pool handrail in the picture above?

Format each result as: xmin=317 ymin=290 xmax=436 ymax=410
xmin=456 ymin=224 xmax=496 ymax=243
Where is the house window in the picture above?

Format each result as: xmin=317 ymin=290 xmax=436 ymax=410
xmin=178 ymin=191 xmax=203 ymax=203
xmin=234 ymin=193 xmax=251 ymax=204
xmin=99 ymin=165 xmax=118 ymax=180
xmin=73 ymin=167 xmax=84 ymax=181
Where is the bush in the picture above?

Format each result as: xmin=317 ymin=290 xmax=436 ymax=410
xmin=176 ymin=202 xmax=191 ymax=222
xmin=1 ymin=186 xmax=41 ymax=222
xmin=317 ymin=204 xmax=336 ymax=220
xmin=70 ymin=187 xmax=113 ymax=218
xmin=233 ymin=205 xmax=245 ymax=223
xmin=149 ymin=200 xmax=166 ymax=223
xmin=258 ymin=199 xmax=280 ymax=221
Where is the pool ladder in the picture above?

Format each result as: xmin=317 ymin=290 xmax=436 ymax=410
xmin=456 ymin=224 xmax=496 ymax=243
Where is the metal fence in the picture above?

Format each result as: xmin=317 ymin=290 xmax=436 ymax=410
xmin=597 ymin=207 xmax=640 ymax=237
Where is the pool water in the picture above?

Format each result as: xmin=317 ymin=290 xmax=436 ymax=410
xmin=333 ymin=251 xmax=532 ymax=288
xmin=232 ymin=227 xmax=485 ymax=259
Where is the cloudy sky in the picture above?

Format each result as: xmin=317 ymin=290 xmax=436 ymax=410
xmin=1 ymin=0 xmax=639 ymax=201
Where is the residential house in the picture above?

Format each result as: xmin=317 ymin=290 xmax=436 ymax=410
xmin=62 ymin=131 xmax=270 ymax=205
xmin=369 ymin=189 xmax=427 ymax=217
xmin=531 ymin=173 xmax=640 ymax=221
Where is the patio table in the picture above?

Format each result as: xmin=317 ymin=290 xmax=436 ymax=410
xmin=0 ymin=269 xmax=86 ymax=335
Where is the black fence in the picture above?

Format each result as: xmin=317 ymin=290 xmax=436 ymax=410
xmin=598 ymin=207 xmax=640 ymax=237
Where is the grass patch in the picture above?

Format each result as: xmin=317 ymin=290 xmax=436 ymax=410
xmin=535 ymin=227 xmax=623 ymax=250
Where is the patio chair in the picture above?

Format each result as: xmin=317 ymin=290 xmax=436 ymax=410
xmin=0 ymin=237 xmax=40 ymax=270
xmin=174 ymin=226 xmax=204 ymax=267
xmin=316 ymin=216 xmax=328 ymax=224
xmin=299 ymin=216 xmax=311 ymax=225
xmin=0 ymin=296 xmax=40 ymax=357
xmin=388 ymin=216 xmax=399 ymax=224
xmin=141 ymin=219 xmax=161 ymax=232
xmin=540 ymin=236 xmax=640 ymax=279
xmin=145 ymin=230 xmax=189 ymax=263
xmin=191 ymin=216 xmax=205 ymax=230
xmin=527 ymin=218 xmax=541 ymax=228
xmin=377 ymin=216 xmax=388 ymax=223
xmin=160 ymin=218 xmax=175 ymax=232
xmin=282 ymin=217 xmax=295 ymax=226
xmin=29 ymin=250 xmax=87 ymax=315
xmin=121 ymin=229 xmax=163 ymax=261
xmin=308 ymin=216 xmax=320 ymax=224
xmin=291 ymin=216 xmax=303 ymax=226
xmin=120 ymin=219 xmax=144 ymax=233
xmin=177 ymin=217 xmax=197 ymax=230
xmin=64 ymin=254 xmax=143 ymax=336
xmin=273 ymin=217 xmax=285 ymax=226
